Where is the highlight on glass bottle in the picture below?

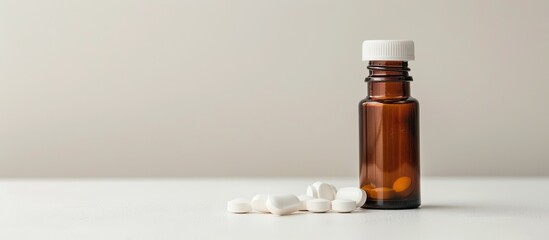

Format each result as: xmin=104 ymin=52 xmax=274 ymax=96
xmin=359 ymin=40 xmax=420 ymax=209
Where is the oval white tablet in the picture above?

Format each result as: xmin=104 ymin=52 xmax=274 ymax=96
xmin=297 ymin=194 xmax=314 ymax=211
xmin=227 ymin=198 xmax=252 ymax=213
xmin=251 ymin=194 xmax=269 ymax=213
xmin=314 ymin=182 xmax=335 ymax=200
xmin=336 ymin=187 xmax=367 ymax=207
xmin=306 ymin=185 xmax=318 ymax=198
xmin=332 ymin=199 xmax=357 ymax=213
xmin=307 ymin=199 xmax=331 ymax=213
xmin=266 ymin=194 xmax=300 ymax=216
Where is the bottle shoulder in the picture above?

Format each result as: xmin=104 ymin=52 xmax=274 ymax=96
xmin=360 ymin=97 xmax=419 ymax=106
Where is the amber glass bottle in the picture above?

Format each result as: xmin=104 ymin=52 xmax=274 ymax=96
xmin=359 ymin=40 xmax=420 ymax=209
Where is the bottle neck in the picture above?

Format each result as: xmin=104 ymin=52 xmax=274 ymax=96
xmin=366 ymin=61 xmax=412 ymax=101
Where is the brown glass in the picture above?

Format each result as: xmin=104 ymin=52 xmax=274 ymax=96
xmin=359 ymin=61 xmax=420 ymax=209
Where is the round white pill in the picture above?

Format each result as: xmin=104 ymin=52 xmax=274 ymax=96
xmin=266 ymin=194 xmax=300 ymax=216
xmin=313 ymin=182 xmax=335 ymax=200
xmin=251 ymin=194 xmax=269 ymax=213
xmin=227 ymin=198 xmax=252 ymax=213
xmin=332 ymin=199 xmax=357 ymax=213
xmin=328 ymin=184 xmax=338 ymax=197
xmin=297 ymin=195 xmax=314 ymax=211
xmin=357 ymin=189 xmax=367 ymax=207
xmin=306 ymin=185 xmax=318 ymax=198
xmin=307 ymin=199 xmax=331 ymax=213
xmin=336 ymin=187 xmax=367 ymax=207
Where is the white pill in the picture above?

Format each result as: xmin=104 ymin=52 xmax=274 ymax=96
xmin=358 ymin=189 xmax=367 ymax=207
xmin=328 ymin=184 xmax=338 ymax=197
xmin=332 ymin=199 xmax=357 ymax=213
xmin=307 ymin=199 xmax=331 ymax=213
xmin=335 ymin=187 xmax=367 ymax=207
xmin=312 ymin=182 xmax=335 ymax=200
xmin=227 ymin=198 xmax=252 ymax=213
xmin=306 ymin=185 xmax=318 ymax=198
xmin=251 ymin=194 xmax=269 ymax=213
xmin=310 ymin=181 xmax=326 ymax=195
xmin=297 ymin=195 xmax=314 ymax=211
xmin=266 ymin=194 xmax=300 ymax=216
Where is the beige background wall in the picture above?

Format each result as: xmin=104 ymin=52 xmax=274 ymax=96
xmin=1 ymin=0 xmax=548 ymax=177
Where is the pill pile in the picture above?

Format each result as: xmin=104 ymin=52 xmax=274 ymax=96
xmin=227 ymin=181 xmax=367 ymax=216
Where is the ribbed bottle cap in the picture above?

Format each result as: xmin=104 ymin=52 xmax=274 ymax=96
xmin=362 ymin=40 xmax=414 ymax=61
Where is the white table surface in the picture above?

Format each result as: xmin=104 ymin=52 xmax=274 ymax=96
xmin=1 ymin=177 xmax=548 ymax=240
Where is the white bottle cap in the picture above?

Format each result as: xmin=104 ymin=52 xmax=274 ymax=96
xmin=362 ymin=40 xmax=415 ymax=61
